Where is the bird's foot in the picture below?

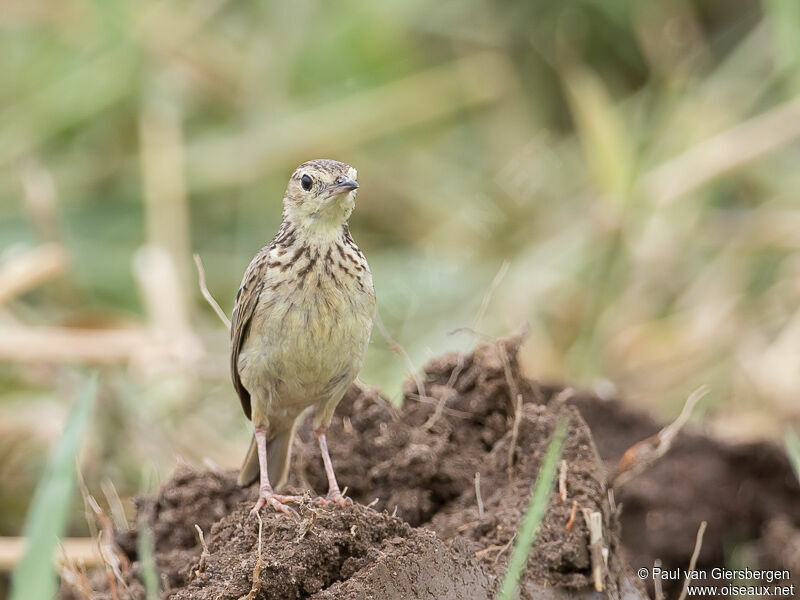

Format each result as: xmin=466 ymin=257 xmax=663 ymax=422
xmin=315 ymin=490 xmax=353 ymax=507
xmin=249 ymin=491 xmax=304 ymax=517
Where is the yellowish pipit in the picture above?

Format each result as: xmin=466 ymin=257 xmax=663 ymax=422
xmin=231 ymin=159 xmax=376 ymax=515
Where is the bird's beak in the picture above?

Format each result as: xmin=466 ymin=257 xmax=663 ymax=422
xmin=327 ymin=178 xmax=359 ymax=197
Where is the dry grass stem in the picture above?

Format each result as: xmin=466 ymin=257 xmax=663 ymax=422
xmin=551 ymin=387 xmax=575 ymax=407
xmin=76 ymin=564 xmax=95 ymax=600
xmin=455 ymin=520 xmax=480 ymax=533
xmin=612 ymin=385 xmax=709 ymax=489
xmin=139 ymin=99 xmax=192 ymax=296
xmin=565 ymin=501 xmax=578 ymax=532
xmin=406 ymin=394 xmax=473 ymax=419
xmin=86 ymin=496 xmax=129 ymax=599
xmin=374 ymin=310 xmax=428 ymax=406
xmin=581 ymin=509 xmax=606 ymax=592
xmin=558 ymin=460 xmax=568 ymax=502
xmin=422 ymin=346 xmax=469 ymax=431
xmin=342 ymin=415 xmax=354 ymax=434
xmin=506 ymin=391 xmax=523 ymax=482
xmin=497 ymin=338 xmax=524 ymax=481
xmin=76 ymin=464 xmax=99 ymax=542
xmin=0 ymin=325 xmax=173 ymax=365
xmin=678 ymin=521 xmax=707 ymax=600
xmin=474 ymin=544 xmax=505 ymax=558
xmin=475 ymin=533 xmax=517 ymax=563
xmin=194 ymin=525 xmax=210 ymax=577
xmin=0 ymin=537 xmax=102 ymax=572
xmin=296 ymin=510 xmax=318 ymax=541
xmin=473 ymin=259 xmax=510 ymax=329
xmin=101 ymin=479 xmax=129 ymax=533
xmin=105 ymin=566 xmax=119 ymax=600
xmin=194 ymin=253 xmax=231 ymax=330
xmin=422 ymin=387 xmax=458 ymax=431
xmin=492 ymin=533 xmax=517 ymax=564
xmin=642 ymin=95 xmax=800 ymax=206
xmin=474 ymin=472 xmax=484 ymax=518
xmin=653 ymin=559 xmax=665 ymax=600
xmin=59 ymin=554 xmax=97 ymax=600
xmin=0 ymin=243 xmax=68 ymax=306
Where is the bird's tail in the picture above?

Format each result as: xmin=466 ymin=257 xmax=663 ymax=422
xmin=237 ymin=428 xmax=295 ymax=489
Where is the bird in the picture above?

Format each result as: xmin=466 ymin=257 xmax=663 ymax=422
xmin=230 ymin=159 xmax=376 ymax=516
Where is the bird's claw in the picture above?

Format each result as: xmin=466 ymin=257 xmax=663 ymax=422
xmin=249 ymin=491 xmax=303 ymax=517
xmin=273 ymin=493 xmax=305 ymax=504
xmin=314 ymin=490 xmax=353 ymax=507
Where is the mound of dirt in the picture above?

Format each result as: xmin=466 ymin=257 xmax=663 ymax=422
xmin=60 ymin=330 xmax=800 ymax=599
xmin=61 ymin=332 xmax=646 ymax=600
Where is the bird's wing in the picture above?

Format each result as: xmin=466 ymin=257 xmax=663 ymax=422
xmin=230 ymin=246 xmax=271 ymax=420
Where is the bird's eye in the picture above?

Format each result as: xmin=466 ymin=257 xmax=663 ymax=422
xmin=301 ymin=174 xmax=313 ymax=191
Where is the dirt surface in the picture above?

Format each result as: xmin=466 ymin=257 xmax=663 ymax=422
xmin=59 ymin=331 xmax=800 ymax=600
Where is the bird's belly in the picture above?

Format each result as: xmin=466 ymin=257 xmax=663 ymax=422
xmin=239 ymin=282 xmax=373 ymax=409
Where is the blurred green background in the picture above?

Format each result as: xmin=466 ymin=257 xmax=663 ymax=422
xmin=1 ymin=0 xmax=799 ymax=575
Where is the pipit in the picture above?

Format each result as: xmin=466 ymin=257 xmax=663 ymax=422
xmin=231 ymin=159 xmax=376 ymax=516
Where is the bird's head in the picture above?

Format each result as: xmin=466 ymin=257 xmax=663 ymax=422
xmin=282 ymin=159 xmax=359 ymax=232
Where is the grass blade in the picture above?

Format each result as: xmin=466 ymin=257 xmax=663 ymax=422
xmin=10 ymin=375 xmax=98 ymax=600
xmin=137 ymin=519 xmax=160 ymax=600
xmin=498 ymin=419 xmax=568 ymax=600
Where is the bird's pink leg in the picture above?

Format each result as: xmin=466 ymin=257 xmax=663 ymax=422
xmin=314 ymin=426 xmax=351 ymax=506
xmin=249 ymin=425 xmax=302 ymax=517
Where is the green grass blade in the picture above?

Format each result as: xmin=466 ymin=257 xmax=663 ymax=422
xmin=785 ymin=427 xmax=800 ymax=484
xmin=10 ymin=375 xmax=98 ymax=600
xmin=137 ymin=519 xmax=160 ymax=600
xmin=498 ymin=419 xmax=568 ymax=600
xmin=766 ymin=0 xmax=800 ymax=75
